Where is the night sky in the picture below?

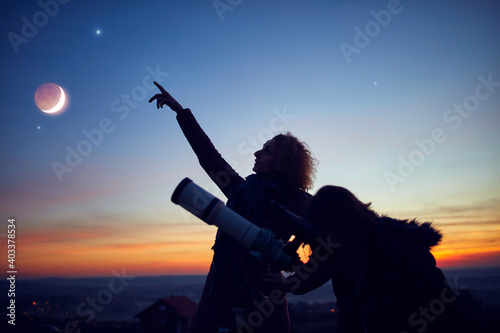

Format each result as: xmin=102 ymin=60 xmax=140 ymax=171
xmin=1 ymin=0 xmax=499 ymax=278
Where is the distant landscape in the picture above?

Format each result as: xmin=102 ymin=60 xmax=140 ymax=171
xmin=1 ymin=267 xmax=499 ymax=332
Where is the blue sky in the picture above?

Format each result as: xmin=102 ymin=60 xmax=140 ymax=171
xmin=1 ymin=0 xmax=499 ymax=277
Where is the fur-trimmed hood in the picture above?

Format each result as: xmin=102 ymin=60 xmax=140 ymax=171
xmin=377 ymin=216 xmax=443 ymax=249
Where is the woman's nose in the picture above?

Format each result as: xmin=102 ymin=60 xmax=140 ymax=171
xmin=254 ymin=150 xmax=261 ymax=157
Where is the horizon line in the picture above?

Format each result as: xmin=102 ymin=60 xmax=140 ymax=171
xmin=8 ymin=265 xmax=500 ymax=281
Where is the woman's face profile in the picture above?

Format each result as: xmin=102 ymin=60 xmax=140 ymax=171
xmin=253 ymin=139 xmax=278 ymax=179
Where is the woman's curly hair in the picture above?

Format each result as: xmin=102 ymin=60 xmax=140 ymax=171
xmin=273 ymin=132 xmax=318 ymax=191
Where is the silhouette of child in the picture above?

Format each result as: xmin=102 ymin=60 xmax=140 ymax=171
xmin=268 ymin=185 xmax=476 ymax=333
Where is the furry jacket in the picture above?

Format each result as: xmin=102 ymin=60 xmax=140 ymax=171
xmin=293 ymin=216 xmax=473 ymax=333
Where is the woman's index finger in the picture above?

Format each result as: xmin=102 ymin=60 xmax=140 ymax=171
xmin=154 ymin=81 xmax=168 ymax=94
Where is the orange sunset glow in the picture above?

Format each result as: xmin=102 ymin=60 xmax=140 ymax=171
xmin=5 ymin=205 xmax=499 ymax=279
xmin=1 ymin=0 xmax=499 ymax=287
xmin=2 ymin=1 xmax=500 ymax=332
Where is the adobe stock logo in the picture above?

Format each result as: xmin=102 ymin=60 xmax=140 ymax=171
xmin=213 ymin=0 xmax=243 ymax=21
xmin=237 ymin=235 xmax=340 ymax=333
xmin=64 ymin=268 xmax=135 ymax=333
xmin=51 ymin=65 xmax=169 ymax=182
xmin=175 ymin=106 xmax=296 ymax=224
xmin=402 ymin=280 xmax=461 ymax=333
xmin=384 ymin=74 xmax=499 ymax=192
xmin=7 ymin=0 xmax=71 ymax=54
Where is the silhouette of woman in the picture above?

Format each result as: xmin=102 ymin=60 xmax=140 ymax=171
xmin=269 ymin=185 xmax=475 ymax=333
xmin=149 ymin=82 xmax=317 ymax=333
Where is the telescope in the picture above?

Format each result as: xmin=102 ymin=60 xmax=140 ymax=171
xmin=172 ymin=177 xmax=323 ymax=332
xmin=265 ymin=199 xmax=321 ymax=246
xmin=171 ymin=178 xmax=310 ymax=270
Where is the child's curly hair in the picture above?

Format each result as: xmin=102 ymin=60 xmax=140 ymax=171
xmin=273 ymin=132 xmax=318 ymax=191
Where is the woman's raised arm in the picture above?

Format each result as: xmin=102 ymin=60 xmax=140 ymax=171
xmin=149 ymin=82 xmax=243 ymax=197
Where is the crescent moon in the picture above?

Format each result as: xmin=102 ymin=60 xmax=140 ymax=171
xmin=41 ymin=86 xmax=66 ymax=114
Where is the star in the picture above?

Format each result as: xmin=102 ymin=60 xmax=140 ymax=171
xmin=96 ymin=29 xmax=101 ymax=35
xmin=373 ymin=81 xmax=378 ymax=86
xmin=37 ymin=125 xmax=41 ymax=130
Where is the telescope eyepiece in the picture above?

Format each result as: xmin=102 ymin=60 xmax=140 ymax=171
xmin=266 ymin=199 xmax=320 ymax=245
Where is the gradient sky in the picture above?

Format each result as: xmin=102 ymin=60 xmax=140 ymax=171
xmin=1 ymin=0 xmax=499 ymax=279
